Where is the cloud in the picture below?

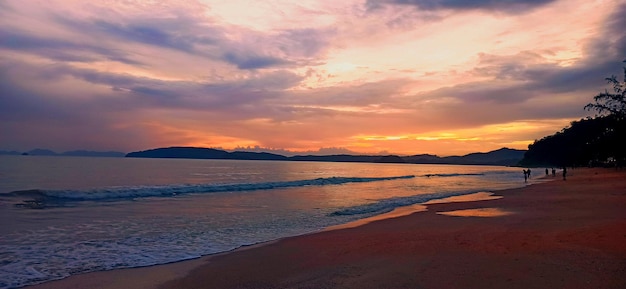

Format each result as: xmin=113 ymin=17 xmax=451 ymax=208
xmin=277 ymin=28 xmax=335 ymax=58
xmin=0 ymin=0 xmax=623 ymax=155
xmin=584 ymin=2 xmax=626 ymax=63
xmin=412 ymin=62 xmax=621 ymax=129
xmin=0 ymin=30 xmax=143 ymax=65
xmin=367 ymin=0 xmax=557 ymax=14
xmin=0 ymin=56 xmax=306 ymax=128
xmin=90 ymin=20 xmax=203 ymax=53
xmin=216 ymin=26 xmax=336 ymax=69
xmin=0 ymin=1 xmax=335 ymax=72
xmin=223 ymin=51 xmax=290 ymax=69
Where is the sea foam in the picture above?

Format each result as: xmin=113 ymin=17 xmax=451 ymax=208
xmin=6 ymin=175 xmax=415 ymax=205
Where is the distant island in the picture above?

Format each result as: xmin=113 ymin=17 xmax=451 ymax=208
xmin=1 ymin=147 xmax=527 ymax=166
xmin=0 ymin=149 xmax=126 ymax=157
xmin=126 ymin=147 xmax=526 ymax=166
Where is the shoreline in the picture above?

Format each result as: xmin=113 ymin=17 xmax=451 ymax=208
xmin=26 ymin=167 xmax=626 ymax=289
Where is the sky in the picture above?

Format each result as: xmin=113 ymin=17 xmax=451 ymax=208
xmin=1 ymin=0 xmax=625 ymax=156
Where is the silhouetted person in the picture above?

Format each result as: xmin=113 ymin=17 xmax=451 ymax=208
xmin=545 ymin=168 xmax=549 ymax=176
xmin=562 ymin=167 xmax=567 ymax=180
xmin=523 ymin=169 xmax=528 ymax=182
xmin=552 ymin=168 xmax=556 ymax=177
xmin=527 ymin=169 xmax=531 ymax=179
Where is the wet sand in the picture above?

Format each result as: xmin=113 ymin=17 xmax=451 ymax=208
xmin=27 ymin=168 xmax=626 ymax=289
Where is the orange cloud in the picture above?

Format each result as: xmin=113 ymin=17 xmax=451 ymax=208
xmin=0 ymin=0 xmax=623 ymax=156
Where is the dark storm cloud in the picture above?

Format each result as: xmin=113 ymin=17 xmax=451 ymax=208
xmin=368 ymin=0 xmax=557 ymax=13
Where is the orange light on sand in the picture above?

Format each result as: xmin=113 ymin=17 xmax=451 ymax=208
xmin=437 ymin=208 xmax=514 ymax=217
xmin=423 ymin=192 xmax=503 ymax=204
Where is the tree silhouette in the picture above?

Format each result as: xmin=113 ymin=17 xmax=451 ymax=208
xmin=584 ymin=60 xmax=626 ymax=120
xmin=521 ymin=59 xmax=626 ymax=167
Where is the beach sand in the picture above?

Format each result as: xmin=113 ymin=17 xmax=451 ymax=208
xmin=27 ymin=168 xmax=626 ymax=289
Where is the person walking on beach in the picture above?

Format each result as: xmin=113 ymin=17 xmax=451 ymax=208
xmin=527 ymin=168 xmax=531 ymax=179
xmin=545 ymin=168 xmax=549 ymax=176
xmin=563 ymin=167 xmax=567 ymax=180
xmin=523 ymin=169 xmax=528 ymax=182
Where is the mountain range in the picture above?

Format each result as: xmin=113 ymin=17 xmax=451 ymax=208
xmin=1 ymin=147 xmax=526 ymax=166
xmin=126 ymin=147 xmax=526 ymax=166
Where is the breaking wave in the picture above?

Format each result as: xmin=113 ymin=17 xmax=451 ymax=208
xmin=330 ymin=190 xmax=474 ymax=216
xmin=421 ymin=173 xmax=484 ymax=177
xmin=5 ymin=175 xmax=415 ymax=205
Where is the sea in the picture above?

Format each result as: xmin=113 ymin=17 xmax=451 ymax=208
xmin=0 ymin=155 xmax=534 ymax=288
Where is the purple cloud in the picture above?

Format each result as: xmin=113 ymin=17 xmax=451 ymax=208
xmin=368 ymin=0 xmax=557 ymax=14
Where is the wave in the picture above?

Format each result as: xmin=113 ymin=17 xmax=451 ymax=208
xmin=421 ymin=173 xmax=484 ymax=177
xmin=331 ymin=171 xmax=524 ymax=216
xmin=5 ymin=175 xmax=415 ymax=205
xmin=330 ymin=190 xmax=474 ymax=216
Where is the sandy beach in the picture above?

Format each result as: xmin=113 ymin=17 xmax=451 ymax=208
xmin=27 ymin=168 xmax=626 ymax=289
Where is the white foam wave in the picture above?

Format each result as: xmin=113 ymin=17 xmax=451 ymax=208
xmin=422 ymin=173 xmax=485 ymax=177
xmin=8 ymin=175 xmax=415 ymax=203
xmin=330 ymin=190 xmax=475 ymax=216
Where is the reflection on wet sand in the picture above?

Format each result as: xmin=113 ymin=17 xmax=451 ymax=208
xmin=329 ymin=192 xmax=510 ymax=229
xmin=423 ymin=191 xmax=503 ymax=204
xmin=325 ymin=204 xmax=428 ymax=230
xmin=437 ymin=207 xmax=513 ymax=217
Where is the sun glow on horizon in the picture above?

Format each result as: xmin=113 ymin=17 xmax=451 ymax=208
xmin=0 ymin=0 xmax=621 ymax=155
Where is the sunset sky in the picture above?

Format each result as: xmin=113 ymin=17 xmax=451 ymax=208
xmin=1 ymin=0 xmax=625 ymax=156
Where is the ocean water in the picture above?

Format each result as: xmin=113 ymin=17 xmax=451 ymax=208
xmin=0 ymin=156 xmax=532 ymax=288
